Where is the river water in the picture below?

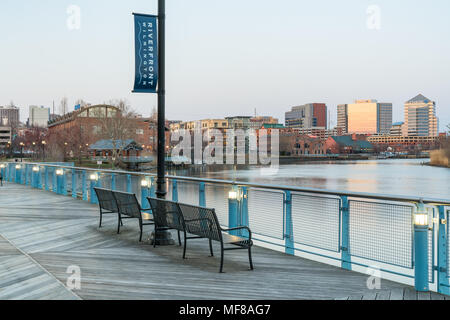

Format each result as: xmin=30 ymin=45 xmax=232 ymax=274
xmin=171 ymin=159 xmax=450 ymax=200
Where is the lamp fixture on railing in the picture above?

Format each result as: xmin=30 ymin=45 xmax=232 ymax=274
xmin=0 ymin=164 xmax=5 ymax=169
xmin=15 ymin=164 xmax=21 ymax=170
xmin=89 ymin=173 xmax=99 ymax=181
xmin=32 ymin=166 xmax=40 ymax=172
xmin=141 ymin=179 xmax=150 ymax=188
xmin=56 ymin=169 xmax=64 ymax=176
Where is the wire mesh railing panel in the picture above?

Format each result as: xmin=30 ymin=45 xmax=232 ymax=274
xmin=66 ymin=170 xmax=73 ymax=193
xmin=248 ymin=188 xmax=284 ymax=240
xmin=447 ymin=209 xmax=450 ymax=278
xmin=99 ymin=173 xmax=112 ymax=190
xmin=291 ymin=193 xmax=341 ymax=252
xmin=177 ymin=181 xmax=200 ymax=206
xmin=114 ymin=174 xmax=127 ymax=192
xmin=349 ymin=200 xmax=414 ymax=268
xmin=205 ymin=183 xmax=229 ymax=227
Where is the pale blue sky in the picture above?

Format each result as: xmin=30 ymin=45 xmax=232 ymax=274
xmin=1 ymin=0 xmax=449 ymax=130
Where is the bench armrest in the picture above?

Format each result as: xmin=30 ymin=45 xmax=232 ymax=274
xmin=221 ymin=226 xmax=252 ymax=240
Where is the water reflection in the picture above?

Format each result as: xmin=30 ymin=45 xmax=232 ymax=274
xmin=170 ymin=159 xmax=450 ymax=199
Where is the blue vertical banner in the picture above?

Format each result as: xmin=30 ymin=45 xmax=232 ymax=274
xmin=133 ymin=13 xmax=158 ymax=93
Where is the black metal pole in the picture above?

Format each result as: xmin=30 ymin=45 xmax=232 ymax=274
xmin=156 ymin=0 xmax=166 ymax=199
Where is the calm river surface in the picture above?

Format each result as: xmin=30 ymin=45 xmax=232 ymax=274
xmin=171 ymin=159 xmax=450 ymax=200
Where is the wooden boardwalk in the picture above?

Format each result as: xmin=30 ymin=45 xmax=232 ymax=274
xmin=0 ymin=183 xmax=446 ymax=300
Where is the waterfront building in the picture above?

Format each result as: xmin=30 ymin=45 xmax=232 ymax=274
xmin=280 ymin=133 xmax=326 ymax=156
xmin=226 ymin=116 xmax=252 ymax=130
xmin=390 ymin=122 xmax=407 ymax=136
xmin=285 ymin=103 xmax=327 ymax=129
xmin=0 ymin=105 xmax=20 ymax=128
xmin=344 ymin=99 xmax=392 ymax=135
xmin=292 ymin=127 xmax=344 ymax=140
xmin=325 ymin=135 xmax=374 ymax=154
xmin=28 ymin=105 xmax=50 ymax=128
xmin=337 ymin=104 xmax=348 ymax=134
xmin=48 ymin=104 xmax=154 ymax=148
xmin=367 ymin=135 xmax=439 ymax=148
xmin=0 ymin=126 xmax=12 ymax=147
xmin=250 ymin=116 xmax=279 ymax=129
xmin=404 ymin=94 xmax=439 ymax=137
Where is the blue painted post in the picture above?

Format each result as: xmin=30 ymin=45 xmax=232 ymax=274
xmin=199 ymin=182 xmax=206 ymax=207
xmin=45 ymin=167 xmax=49 ymax=191
xmin=57 ymin=172 xmax=62 ymax=194
xmin=111 ymin=173 xmax=116 ymax=191
xmin=228 ymin=187 xmax=239 ymax=236
xmin=141 ymin=179 xmax=150 ymax=210
xmin=284 ymin=191 xmax=294 ymax=255
xmin=72 ymin=169 xmax=77 ymax=198
xmin=31 ymin=167 xmax=36 ymax=188
xmin=90 ymin=174 xmax=99 ymax=204
xmin=414 ymin=203 xmax=429 ymax=292
xmin=341 ymin=196 xmax=351 ymax=270
xmin=15 ymin=165 xmax=21 ymax=184
xmin=437 ymin=206 xmax=450 ymax=295
xmin=126 ymin=174 xmax=132 ymax=193
xmin=82 ymin=171 xmax=88 ymax=201
xmin=172 ymin=179 xmax=178 ymax=202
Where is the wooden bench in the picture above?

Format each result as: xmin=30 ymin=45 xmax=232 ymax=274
xmin=149 ymin=197 xmax=254 ymax=273
xmin=112 ymin=191 xmax=154 ymax=242
xmin=93 ymin=188 xmax=120 ymax=228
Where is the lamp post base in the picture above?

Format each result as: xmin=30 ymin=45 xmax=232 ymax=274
xmin=150 ymin=230 xmax=175 ymax=246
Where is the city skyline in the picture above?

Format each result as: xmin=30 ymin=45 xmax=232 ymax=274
xmin=1 ymin=0 xmax=449 ymax=131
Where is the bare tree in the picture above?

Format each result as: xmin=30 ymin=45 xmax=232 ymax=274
xmin=98 ymin=99 xmax=139 ymax=168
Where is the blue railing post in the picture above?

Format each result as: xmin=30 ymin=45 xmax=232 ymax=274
xmin=82 ymin=171 xmax=88 ymax=201
xmin=199 ymin=182 xmax=206 ymax=207
xmin=31 ymin=166 xmax=36 ymax=188
xmin=15 ymin=165 xmax=21 ymax=184
xmin=341 ymin=196 xmax=351 ymax=270
xmin=141 ymin=178 xmax=150 ymax=210
xmin=172 ymin=179 xmax=178 ymax=202
xmin=126 ymin=174 xmax=132 ymax=193
xmin=90 ymin=173 xmax=99 ymax=204
xmin=44 ymin=167 xmax=49 ymax=191
xmin=72 ymin=169 xmax=77 ymax=198
xmin=414 ymin=202 xmax=429 ymax=292
xmin=111 ymin=173 xmax=116 ymax=191
xmin=284 ymin=191 xmax=294 ymax=255
xmin=437 ymin=206 xmax=450 ymax=295
xmin=228 ymin=186 xmax=239 ymax=235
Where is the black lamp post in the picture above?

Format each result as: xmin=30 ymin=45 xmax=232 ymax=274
xmin=156 ymin=0 xmax=166 ymax=200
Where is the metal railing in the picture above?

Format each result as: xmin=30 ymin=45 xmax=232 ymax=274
xmin=1 ymin=161 xmax=450 ymax=295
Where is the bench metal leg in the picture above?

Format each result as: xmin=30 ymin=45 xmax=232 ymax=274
xmin=117 ymin=217 xmax=121 ymax=234
xmin=139 ymin=222 xmax=143 ymax=242
xmin=209 ymin=239 xmax=214 ymax=257
xmin=183 ymin=231 xmax=187 ymax=259
xmin=177 ymin=230 xmax=181 ymax=246
xmin=248 ymin=246 xmax=254 ymax=271
xmin=219 ymin=245 xmax=224 ymax=273
xmin=99 ymin=213 xmax=103 ymax=228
